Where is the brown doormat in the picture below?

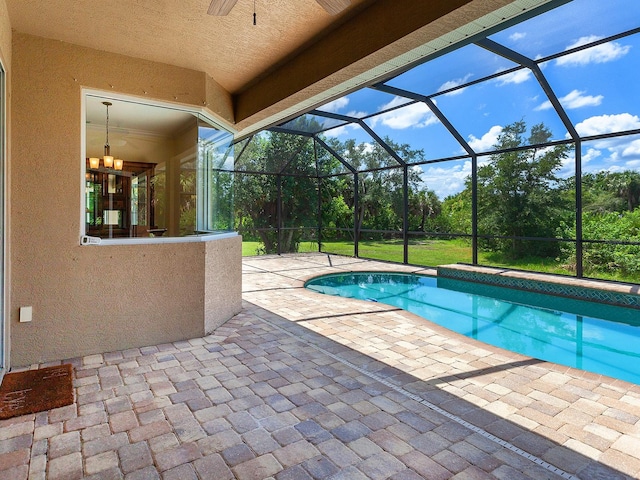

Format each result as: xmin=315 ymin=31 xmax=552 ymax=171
xmin=0 ymin=364 xmax=74 ymax=420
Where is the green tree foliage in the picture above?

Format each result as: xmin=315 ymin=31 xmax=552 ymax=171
xmin=558 ymin=209 xmax=640 ymax=277
xmin=236 ymin=131 xmax=441 ymax=251
xmin=408 ymin=188 xmax=442 ymax=232
xmin=475 ymin=121 xmax=571 ymax=258
xmin=234 ymin=126 xmax=318 ymax=254
xmin=326 ymin=137 xmax=436 ymax=238
xmin=581 ymin=170 xmax=640 ymax=213
xmin=440 ymin=189 xmax=472 ymax=235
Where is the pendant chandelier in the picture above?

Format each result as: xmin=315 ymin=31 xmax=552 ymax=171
xmin=89 ymin=101 xmax=123 ymax=171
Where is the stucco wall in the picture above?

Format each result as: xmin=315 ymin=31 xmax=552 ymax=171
xmin=205 ymin=236 xmax=243 ymax=334
xmin=10 ymin=33 xmax=240 ymax=366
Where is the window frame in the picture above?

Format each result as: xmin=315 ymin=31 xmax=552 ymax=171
xmin=80 ymin=89 xmax=237 ymax=246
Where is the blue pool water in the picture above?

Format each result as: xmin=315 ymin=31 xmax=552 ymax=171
xmin=305 ymin=272 xmax=640 ymax=385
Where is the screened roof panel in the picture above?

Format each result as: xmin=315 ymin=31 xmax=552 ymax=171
xmin=278 ymin=113 xmax=348 ymax=135
xmin=232 ymin=137 xmax=251 ymax=167
xmin=363 ymin=103 xmax=465 ymax=162
xmin=382 ymin=43 xmax=519 ymax=97
xmin=315 ymin=88 xmax=412 ymax=119
xmin=321 ymin=123 xmax=402 ymax=171
xmin=198 ymin=122 xmax=234 ymax=170
xmin=539 ymin=31 xmax=640 ymax=131
xmin=433 ymin=68 xmax=569 ymax=153
xmin=234 ymin=132 xmax=267 ymax=172
xmin=234 ymin=131 xmax=313 ymax=174
xmin=264 ymin=132 xmax=315 ymax=173
xmin=279 ymin=137 xmax=317 ymax=176
xmin=315 ymin=139 xmax=354 ymax=177
xmin=237 ymin=0 xmax=638 ymax=185
xmin=488 ymin=0 xmax=640 ymax=60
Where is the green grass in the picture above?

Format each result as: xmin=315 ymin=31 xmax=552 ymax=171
xmin=242 ymin=238 xmax=636 ymax=283
xmin=242 ymin=241 xmax=319 ymax=256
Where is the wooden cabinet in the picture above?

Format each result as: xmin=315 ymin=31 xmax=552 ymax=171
xmin=85 ymin=161 xmax=156 ymax=238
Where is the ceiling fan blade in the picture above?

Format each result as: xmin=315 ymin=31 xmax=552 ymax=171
xmin=207 ymin=0 xmax=239 ymax=16
xmin=315 ymin=0 xmax=351 ymax=15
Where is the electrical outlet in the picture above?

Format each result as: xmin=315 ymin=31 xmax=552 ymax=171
xmin=19 ymin=306 xmax=32 ymax=323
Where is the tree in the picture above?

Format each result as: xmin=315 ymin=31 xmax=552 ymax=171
xmin=581 ymin=171 xmax=640 ymax=214
xmin=476 ymin=121 xmax=571 ymax=258
xmin=328 ymin=137 xmax=426 ymax=239
xmin=234 ymin=126 xmax=318 ymax=254
xmin=408 ymin=188 xmax=442 ymax=232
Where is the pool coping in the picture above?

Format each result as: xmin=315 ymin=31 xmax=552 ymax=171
xmin=438 ymin=264 xmax=640 ymax=310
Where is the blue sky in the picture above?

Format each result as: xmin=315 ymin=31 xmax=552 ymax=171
xmin=314 ymin=0 xmax=640 ymax=199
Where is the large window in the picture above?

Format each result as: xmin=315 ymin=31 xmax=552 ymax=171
xmin=83 ymin=93 xmax=233 ymax=241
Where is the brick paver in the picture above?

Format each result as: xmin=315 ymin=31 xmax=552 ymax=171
xmin=0 ymin=253 xmax=638 ymax=479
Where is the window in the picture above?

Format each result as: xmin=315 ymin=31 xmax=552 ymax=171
xmin=83 ymin=93 xmax=234 ymax=241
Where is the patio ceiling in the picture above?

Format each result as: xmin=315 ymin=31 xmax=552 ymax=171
xmin=6 ymin=0 xmax=559 ymax=134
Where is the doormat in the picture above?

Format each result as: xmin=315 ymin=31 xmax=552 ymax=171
xmin=0 ymin=364 xmax=74 ymax=420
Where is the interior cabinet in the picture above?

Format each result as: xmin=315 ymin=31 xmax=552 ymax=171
xmin=86 ymin=160 xmax=157 ymax=238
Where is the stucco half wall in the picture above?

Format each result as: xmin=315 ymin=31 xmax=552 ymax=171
xmin=12 ymin=236 xmax=242 ymax=367
xmin=9 ymin=33 xmax=241 ymax=367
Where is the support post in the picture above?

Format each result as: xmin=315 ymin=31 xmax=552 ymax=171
xmin=354 ymin=172 xmax=359 ymax=258
xmin=403 ymin=165 xmax=409 ymax=264
xmin=277 ymin=174 xmax=282 ymax=255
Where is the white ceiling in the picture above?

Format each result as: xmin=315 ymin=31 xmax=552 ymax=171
xmin=85 ymin=95 xmax=196 ymax=136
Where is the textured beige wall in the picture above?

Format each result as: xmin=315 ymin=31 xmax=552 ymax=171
xmin=205 ymin=235 xmax=242 ymax=334
xmin=10 ymin=33 xmax=240 ymax=366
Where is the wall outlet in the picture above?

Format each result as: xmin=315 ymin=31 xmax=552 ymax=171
xmin=19 ymin=306 xmax=32 ymax=323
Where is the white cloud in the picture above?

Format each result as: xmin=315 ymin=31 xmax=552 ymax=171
xmin=625 ymin=159 xmax=640 ymax=168
xmin=622 ymin=139 xmax=640 ymax=157
xmin=420 ymin=160 xmax=471 ymax=199
xmin=574 ymin=113 xmax=640 ymax=136
xmin=369 ymin=96 xmax=438 ymax=130
xmin=323 ymin=125 xmax=349 ymax=137
xmin=571 ymin=116 xmax=640 ymax=173
xmin=495 ymin=69 xmax=532 ymax=85
xmin=437 ymin=74 xmax=473 ymax=96
xmin=345 ymin=110 xmax=368 ymax=118
xmin=378 ymin=96 xmax=411 ymax=110
xmin=556 ymin=36 xmax=631 ymax=66
xmin=321 ymin=97 xmax=349 ymax=113
xmin=582 ymin=147 xmax=602 ymax=165
xmin=535 ymin=89 xmax=603 ymax=111
xmin=509 ymin=32 xmax=526 ymax=42
xmin=467 ymin=125 xmax=503 ymax=152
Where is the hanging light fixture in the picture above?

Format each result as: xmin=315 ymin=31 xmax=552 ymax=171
xmin=102 ymin=101 xmax=114 ymax=168
xmin=88 ymin=101 xmax=125 ymax=171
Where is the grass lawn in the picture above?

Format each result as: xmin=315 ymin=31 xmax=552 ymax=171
xmin=242 ymin=241 xmax=319 ymax=256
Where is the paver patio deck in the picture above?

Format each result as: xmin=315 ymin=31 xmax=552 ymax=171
xmin=1 ymin=253 xmax=639 ymax=479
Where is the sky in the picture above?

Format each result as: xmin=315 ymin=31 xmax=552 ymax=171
xmin=312 ymin=0 xmax=640 ymax=200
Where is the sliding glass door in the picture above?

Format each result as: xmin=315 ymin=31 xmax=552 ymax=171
xmin=0 ymin=60 xmax=5 ymax=377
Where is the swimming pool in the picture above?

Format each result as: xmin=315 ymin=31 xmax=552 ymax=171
xmin=305 ymin=272 xmax=640 ymax=385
